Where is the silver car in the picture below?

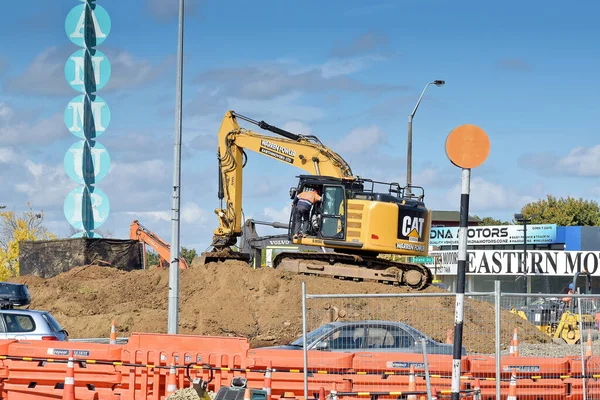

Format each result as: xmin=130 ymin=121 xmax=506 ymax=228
xmin=0 ymin=309 xmax=68 ymax=341
xmin=264 ymin=320 xmax=466 ymax=355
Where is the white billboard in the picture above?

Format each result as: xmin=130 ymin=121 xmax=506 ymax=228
xmin=426 ymin=250 xmax=599 ymax=276
xmin=429 ymin=224 xmax=558 ymax=246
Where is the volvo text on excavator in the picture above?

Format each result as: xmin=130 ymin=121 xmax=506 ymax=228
xmin=199 ymin=110 xmax=434 ymax=289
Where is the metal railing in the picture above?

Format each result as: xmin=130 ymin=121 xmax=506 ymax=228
xmin=301 ymin=281 xmax=600 ymax=400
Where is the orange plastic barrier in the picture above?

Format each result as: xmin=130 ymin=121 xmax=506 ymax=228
xmin=248 ymin=348 xmax=355 ymax=372
xmin=0 ymin=339 xmax=123 ymax=400
xmin=476 ymin=378 xmax=566 ymax=400
xmin=468 ymin=355 xmax=570 ymax=378
xmin=115 ymin=332 xmax=251 ymax=399
xmin=351 ymin=352 xmax=470 ymax=376
xmin=0 ymin=333 xmax=598 ymax=399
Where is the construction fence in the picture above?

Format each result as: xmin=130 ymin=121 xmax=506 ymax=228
xmin=301 ymin=281 xmax=600 ymax=400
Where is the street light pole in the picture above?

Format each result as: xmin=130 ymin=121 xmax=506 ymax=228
xmin=406 ymin=80 xmax=445 ymax=195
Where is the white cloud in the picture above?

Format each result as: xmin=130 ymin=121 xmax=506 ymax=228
xmin=520 ymin=145 xmax=600 ymax=178
xmin=227 ymin=92 xmax=326 ymax=122
xmin=446 ymin=177 xmax=537 ymax=213
xmin=181 ymin=202 xmax=207 ymax=224
xmin=124 ymin=210 xmax=170 ymax=223
xmin=14 ymin=161 xmax=72 ymax=207
xmin=0 ymin=103 xmax=14 ymax=120
xmin=557 ymin=145 xmax=600 ymax=177
xmin=330 ymin=32 xmax=390 ymax=58
xmin=281 ymin=121 xmax=313 ymax=136
xmin=5 ymin=46 xmax=171 ymax=95
xmin=334 ymin=125 xmax=387 ymax=155
xmin=0 ymin=109 xmax=64 ymax=146
xmin=0 ymin=148 xmax=17 ymax=164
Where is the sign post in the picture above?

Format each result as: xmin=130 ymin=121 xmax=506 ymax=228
xmin=445 ymin=124 xmax=490 ymax=400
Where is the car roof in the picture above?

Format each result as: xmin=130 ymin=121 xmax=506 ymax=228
xmin=0 ymin=309 xmax=48 ymax=316
xmin=325 ymin=320 xmax=420 ymax=332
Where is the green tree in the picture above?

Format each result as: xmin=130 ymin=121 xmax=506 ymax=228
xmin=180 ymin=246 xmax=197 ymax=265
xmin=519 ymin=195 xmax=600 ymax=226
xmin=0 ymin=203 xmax=56 ymax=278
xmin=145 ymin=250 xmax=159 ymax=267
xmin=473 ymin=215 xmax=510 ymax=226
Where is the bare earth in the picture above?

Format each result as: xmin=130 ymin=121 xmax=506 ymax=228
xmin=9 ymin=260 xmax=550 ymax=354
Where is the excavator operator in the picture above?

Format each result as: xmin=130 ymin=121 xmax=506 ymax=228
xmin=292 ymin=187 xmax=322 ymax=239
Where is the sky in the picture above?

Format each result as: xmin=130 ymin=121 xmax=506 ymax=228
xmin=1 ymin=0 xmax=599 ymax=253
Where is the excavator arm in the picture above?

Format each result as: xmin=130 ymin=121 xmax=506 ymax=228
xmin=212 ymin=110 xmax=354 ymax=248
xmin=129 ymin=220 xmax=190 ymax=269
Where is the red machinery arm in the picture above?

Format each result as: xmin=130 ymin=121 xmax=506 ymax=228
xmin=129 ymin=220 xmax=190 ymax=269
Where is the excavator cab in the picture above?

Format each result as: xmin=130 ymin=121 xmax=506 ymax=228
xmin=288 ymin=176 xmax=352 ymax=241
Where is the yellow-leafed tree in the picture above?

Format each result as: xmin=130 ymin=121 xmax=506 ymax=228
xmin=0 ymin=203 xmax=56 ymax=279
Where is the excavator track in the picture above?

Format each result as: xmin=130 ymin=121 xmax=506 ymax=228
xmin=272 ymin=251 xmax=433 ymax=290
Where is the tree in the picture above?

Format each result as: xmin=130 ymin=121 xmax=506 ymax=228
xmin=519 ymin=195 xmax=600 ymax=226
xmin=145 ymin=250 xmax=159 ymax=267
xmin=473 ymin=215 xmax=510 ymax=226
xmin=0 ymin=203 xmax=56 ymax=278
xmin=180 ymin=246 xmax=197 ymax=265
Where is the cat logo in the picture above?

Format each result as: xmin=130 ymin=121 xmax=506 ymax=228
xmin=402 ymin=215 xmax=425 ymax=242
xmin=407 ymin=228 xmax=420 ymax=242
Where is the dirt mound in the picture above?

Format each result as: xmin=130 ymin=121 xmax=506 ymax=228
xmin=10 ymin=261 xmax=549 ymax=354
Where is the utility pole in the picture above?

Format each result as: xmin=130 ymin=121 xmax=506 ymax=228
xmin=407 ymin=80 xmax=445 ymax=194
xmin=168 ymin=0 xmax=185 ymax=335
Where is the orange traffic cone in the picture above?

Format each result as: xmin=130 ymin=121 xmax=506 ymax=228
xmin=319 ymin=387 xmax=325 ymax=400
xmin=586 ymin=329 xmax=593 ymax=357
xmin=407 ymin=365 xmax=417 ymax=400
xmin=431 ymin=387 xmax=438 ymax=400
xmin=109 ymin=320 xmax=117 ymax=345
xmin=512 ymin=328 xmax=519 ymax=357
xmin=166 ymin=356 xmax=178 ymax=396
xmin=244 ymin=388 xmax=252 ymax=400
xmin=263 ymin=361 xmax=273 ymax=400
xmin=507 ymin=368 xmax=517 ymax=400
xmin=474 ymin=378 xmax=481 ymax=400
xmin=62 ymin=355 xmax=75 ymax=400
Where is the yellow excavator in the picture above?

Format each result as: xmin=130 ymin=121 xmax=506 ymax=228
xmin=198 ymin=110 xmax=434 ymax=290
xmin=510 ymin=271 xmax=598 ymax=344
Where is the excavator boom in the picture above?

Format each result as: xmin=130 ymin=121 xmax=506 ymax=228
xmin=129 ymin=220 xmax=189 ymax=269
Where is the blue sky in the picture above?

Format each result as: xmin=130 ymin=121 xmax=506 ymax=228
xmin=1 ymin=0 xmax=599 ymax=252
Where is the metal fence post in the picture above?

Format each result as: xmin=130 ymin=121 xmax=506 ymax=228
xmin=302 ymin=282 xmax=308 ymax=400
xmin=577 ymin=289 xmax=587 ymax=400
xmin=421 ymin=338 xmax=432 ymax=399
xmin=495 ymin=280 xmax=501 ymax=400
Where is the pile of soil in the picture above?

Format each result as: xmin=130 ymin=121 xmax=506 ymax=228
xmin=10 ymin=260 xmax=549 ymax=354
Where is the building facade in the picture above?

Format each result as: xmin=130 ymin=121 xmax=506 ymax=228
xmin=426 ymin=212 xmax=600 ymax=294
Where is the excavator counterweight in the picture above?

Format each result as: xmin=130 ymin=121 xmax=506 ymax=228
xmin=199 ymin=110 xmax=434 ymax=290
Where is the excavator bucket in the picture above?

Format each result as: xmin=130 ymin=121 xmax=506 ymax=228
xmin=197 ymin=247 xmax=251 ymax=265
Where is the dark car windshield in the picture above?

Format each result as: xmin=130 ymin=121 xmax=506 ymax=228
xmin=290 ymin=323 xmax=336 ymax=347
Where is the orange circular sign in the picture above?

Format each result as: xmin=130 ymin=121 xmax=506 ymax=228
xmin=445 ymin=124 xmax=490 ymax=169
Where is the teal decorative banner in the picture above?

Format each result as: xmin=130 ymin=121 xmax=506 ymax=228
xmin=64 ymin=0 xmax=111 ymax=238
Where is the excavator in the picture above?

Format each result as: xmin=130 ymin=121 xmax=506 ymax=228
xmin=129 ymin=220 xmax=190 ymax=269
xmin=240 ymin=218 xmax=331 ymax=268
xmin=198 ymin=110 xmax=434 ymax=290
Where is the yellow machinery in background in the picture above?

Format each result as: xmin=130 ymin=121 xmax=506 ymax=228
xmin=511 ymin=271 xmax=598 ymax=344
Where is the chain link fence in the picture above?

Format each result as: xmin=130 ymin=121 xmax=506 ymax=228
xmin=300 ymin=281 xmax=600 ymax=400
